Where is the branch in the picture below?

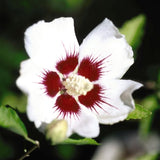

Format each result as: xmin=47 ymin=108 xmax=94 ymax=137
xmin=17 ymin=141 xmax=40 ymax=160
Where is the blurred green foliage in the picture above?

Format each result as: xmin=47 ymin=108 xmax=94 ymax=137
xmin=48 ymin=0 xmax=88 ymax=13
xmin=137 ymin=153 xmax=159 ymax=160
xmin=120 ymin=14 xmax=146 ymax=53
xmin=139 ymin=95 xmax=160 ymax=137
xmin=0 ymin=38 xmax=27 ymax=101
xmin=56 ymin=145 xmax=76 ymax=160
xmin=1 ymin=93 xmax=27 ymax=113
xmin=0 ymin=135 xmax=14 ymax=160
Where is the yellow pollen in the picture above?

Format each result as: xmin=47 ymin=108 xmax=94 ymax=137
xmin=62 ymin=74 xmax=93 ymax=96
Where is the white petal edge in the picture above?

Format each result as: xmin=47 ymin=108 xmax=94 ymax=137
xmin=24 ymin=17 xmax=79 ymax=70
xmin=16 ymin=59 xmax=62 ymax=128
xmin=26 ymin=91 xmax=100 ymax=138
xmin=27 ymin=94 xmax=59 ymax=128
xmin=79 ymin=18 xmax=134 ymax=79
xmin=67 ymin=105 xmax=100 ymax=138
xmin=92 ymin=79 xmax=142 ymax=124
xmin=27 ymin=95 xmax=100 ymax=138
xmin=16 ymin=59 xmax=44 ymax=95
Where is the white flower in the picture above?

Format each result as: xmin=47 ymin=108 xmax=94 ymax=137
xmin=16 ymin=17 xmax=142 ymax=138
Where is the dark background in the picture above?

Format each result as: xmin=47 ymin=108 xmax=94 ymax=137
xmin=0 ymin=0 xmax=160 ymax=159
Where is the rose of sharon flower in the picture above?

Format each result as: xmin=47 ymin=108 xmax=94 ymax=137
xmin=16 ymin=17 xmax=142 ymax=138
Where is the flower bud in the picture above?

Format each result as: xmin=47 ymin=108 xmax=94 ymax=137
xmin=46 ymin=119 xmax=68 ymax=144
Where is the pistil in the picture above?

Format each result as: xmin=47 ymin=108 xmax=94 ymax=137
xmin=62 ymin=74 xmax=93 ymax=97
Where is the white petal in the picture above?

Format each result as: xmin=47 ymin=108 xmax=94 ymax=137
xmin=68 ymin=106 xmax=100 ymax=138
xmin=93 ymin=79 xmax=142 ymax=124
xmin=16 ymin=59 xmax=60 ymax=128
xmin=16 ymin=59 xmax=43 ymax=95
xmin=27 ymin=94 xmax=59 ymax=128
xmin=24 ymin=17 xmax=79 ymax=70
xmin=79 ymin=18 xmax=133 ymax=79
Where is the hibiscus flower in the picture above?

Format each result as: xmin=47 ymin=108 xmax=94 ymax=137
xmin=16 ymin=17 xmax=142 ymax=138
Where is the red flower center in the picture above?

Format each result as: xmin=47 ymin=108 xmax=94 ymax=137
xmin=55 ymin=94 xmax=80 ymax=118
xmin=56 ymin=53 xmax=78 ymax=75
xmin=78 ymin=56 xmax=105 ymax=81
xmin=41 ymin=54 xmax=109 ymax=118
xmin=42 ymin=71 xmax=62 ymax=97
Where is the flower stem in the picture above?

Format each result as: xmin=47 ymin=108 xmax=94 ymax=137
xmin=25 ymin=136 xmax=38 ymax=145
xmin=17 ymin=140 xmax=40 ymax=160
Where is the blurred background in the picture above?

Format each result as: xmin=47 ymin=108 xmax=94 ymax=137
xmin=0 ymin=0 xmax=160 ymax=159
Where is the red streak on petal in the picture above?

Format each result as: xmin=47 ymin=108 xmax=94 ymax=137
xmin=79 ymin=84 xmax=114 ymax=112
xmin=42 ymin=71 xmax=61 ymax=97
xmin=56 ymin=53 xmax=78 ymax=75
xmin=79 ymin=84 xmax=102 ymax=109
xmin=55 ymin=94 xmax=80 ymax=118
xmin=78 ymin=57 xmax=105 ymax=81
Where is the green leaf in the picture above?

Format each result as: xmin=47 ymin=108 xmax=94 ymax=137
xmin=62 ymin=138 xmax=99 ymax=145
xmin=137 ymin=153 xmax=159 ymax=160
xmin=120 ymin=14 xmax=146 ymax=53
xmin=0 ymin=105 xmax=36 ymax=144
xmin=127 ymin=104 xmax=152 ymax=120
xmin=0 ymin=105 xmax=27 ymax=137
